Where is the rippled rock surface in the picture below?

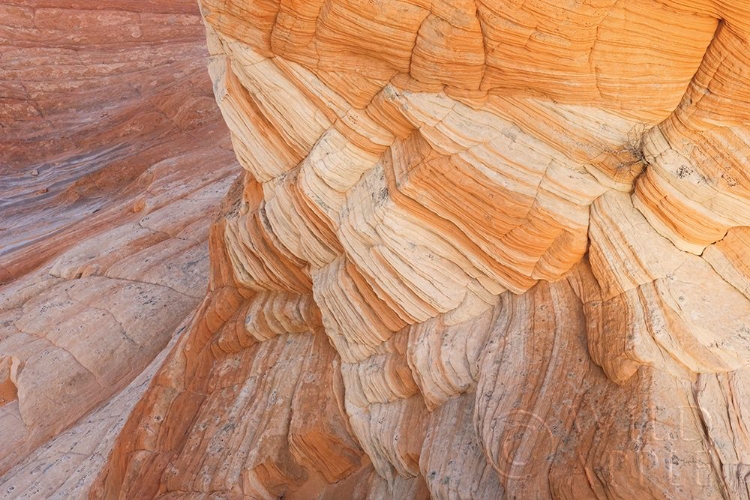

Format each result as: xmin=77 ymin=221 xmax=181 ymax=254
xmin=5 ymin=1 xmax=750 ymax=499
xmin=0 ymin=1 xmax=238 ymax=496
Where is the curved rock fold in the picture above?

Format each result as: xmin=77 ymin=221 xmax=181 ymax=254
xmin=4 ymin=0 xmax=750 ymax=499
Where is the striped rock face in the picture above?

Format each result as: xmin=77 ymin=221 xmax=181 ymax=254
xmin=7 ymin=0 xmax=750 ymax=499
xmin=0 ymin=0 xmax=240 ymax=496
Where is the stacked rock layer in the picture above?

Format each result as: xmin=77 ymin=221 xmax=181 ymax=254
xmin=27 ymin=0 xmax=750 ymax=498
xmin=0 ymin=0 xmax=240 ymax=496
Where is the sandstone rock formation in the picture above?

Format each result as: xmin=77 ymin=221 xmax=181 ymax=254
xmin=0 ymin=0 xmax=239 ymax=496
xmin=5 ymin=0 xmax=750 ymax=499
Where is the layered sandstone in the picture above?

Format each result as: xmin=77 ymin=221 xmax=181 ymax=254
xmin=87 ymin=0 xmax=750 ymax=499
xmin=4 ymin=0 xmax=750 ymax=499
xmin=0 ymin=0 xmax=239 ymax=496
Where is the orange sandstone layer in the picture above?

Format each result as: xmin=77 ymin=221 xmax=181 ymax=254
xmin=5 ymin=0 xmax=750 ymax=499
xmin=93 ymin=0 xmax=750 ymax=499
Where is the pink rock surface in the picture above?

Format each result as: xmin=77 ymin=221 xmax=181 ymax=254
xmin=0 ymin=0 xmax=239 ymax=495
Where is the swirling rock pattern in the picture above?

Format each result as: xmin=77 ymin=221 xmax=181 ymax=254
xmin=88 ymin=1 xmax=750 ymax=499
xmin=92 ymin=0 xmax=750 ymax=498
xmin=0 ymin=0 xmax=239 ymax=496
xmin=5 ymin=0 xmax=750 ymax=498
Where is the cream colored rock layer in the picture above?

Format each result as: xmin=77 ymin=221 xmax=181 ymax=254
xmin=95 ymin=1 xmax=750 ymax=499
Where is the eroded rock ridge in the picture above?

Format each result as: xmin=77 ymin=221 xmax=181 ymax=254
xmin=6 ymin=0 xmax=750 ymax=499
